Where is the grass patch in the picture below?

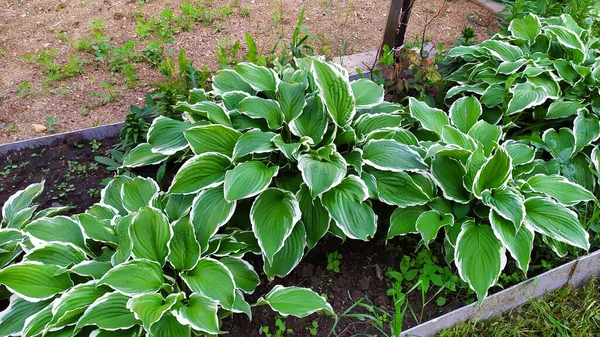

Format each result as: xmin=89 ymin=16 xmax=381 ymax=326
xmin=439 ymin=277 xmax=600 ymax=337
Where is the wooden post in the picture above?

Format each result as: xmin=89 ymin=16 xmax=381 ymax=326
xmin=381 ymin=0 xmax=404 ymax=55
xmin=396 ymin=0 xmax=416 ymax=48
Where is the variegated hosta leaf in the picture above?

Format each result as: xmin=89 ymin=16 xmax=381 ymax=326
xmin=224 ymin=161 xmax=279 ymax=201
xmin=234 ymin=62 xmax=279 ymax=96
xmin=298 ymin=152 xmax=347 ymax=198
xmin=506 ymin=82 xmax=548 ymax=115
xmin=167 ymin=216 xmax=201 ymax=271
xmin=370 ymin=170 xmax=432 ymax=207
xmin=100 ymin=175 xmax=132 ymax=216
xmin=351 ymin=78 xmax=384 ymax=108
xmin=184 ymin=124 xmax=242 ymax=157
xmin=175 ymin=101 xmax=232 ymax=127
xmin=353 ymin=113 xmax=404 ymax=139
xmin=546 ymin=100 xmax=584 ymax=119
xmin=321 ymin=176 xmax=377 ymax=240
xmin=23 ymin=242 xmax=87 ymax=267
xmin=232 ymin=129 xmax=277 ymax=160
xmin=408 ymin=97 xmax=449 ymax=135
xmin=455 ymin=220 xmax=507 ymax=302
xmin=449 ymin=96 xmax=482 ymax=133
xmin=289 ymin=95 xmax=328 ymax=144
xmin=480 ymin=40 xmax=524 ymax=62
xmin=2 ymin=181 xmax=43 ymax=229
xmin=504 ymin=141 xmax=535 ymax=166
xmin=127 ymin=292 xmax=182 ymax=331
xmin=151 ymin=313 xmax=190 ymax=337
xmin=473 ymin=147 xmax=512 ymax=197
xmin=168 ymin=153 xmax=231 ymax=195
xmin=524 ymin=197 xmax=589 ymax=250
xmin=481 ymin=188 xmax=525 ymax=229
xmin=278 ymin=81 xmax=306 ymax=123
xmin=296 ymin=184 xmax=330 ymax=250
xmin=542 ymin=128 xmax=575 ymax=163
xmin=415 ymin=210 xmax=454 ymax=246
xmin=509 ymin=13 xmax=541 ymax=42
xmin=362 ymin=139 xmax=428 ymax=172
xmin=75 ymin=292 xmax=141 ymax=332
xmin=0 ymin=295 xmax=51 ymax=336
xmin=490 ymin=211 xmax=533 ymax=274
xmin=431 ymin=155 xmax=471 ymax=204
xmin=526 ymin=174 xmax=595 ymax=206
xmin=543 ymin=25 xmax=586 ymax=63
xmin=122 ymin=143 xmax=169 ymax=168
xmin=220 ymin=257 xmax=260 ymax=294
xmin=238 ymin=96 xmax=284 ymax=130
xmin=256 ymin=285 xmax=334 ymax=318
xmin=311 ymin=58 xmax=356 ymax=127
xmin=121 ymin=176 xmax=159 ymax=213
xmin=173 ymin=293 xmax=222 ymax=335
xmin=181 ymin=258 xmax=236 ymax=310
xmin=467 ymin=121 xmax=502 ymax=157
xmin=264 ymin=222 xmax=306 ymax=280
xmin=190 ymin=186 xmax=236 ymax=253
xmin=98 ymin=259 xmax=164 ymax=296
xmin=251 ymin=188 xmax=301 ymax=263
xmin=387 ymin=205 xmax=427 ymax=239
xmin=24 ymin=216 xmax=87 ymax=251
xmin=47 ymin=281 xmax=108 ymax=329
xmin=573 ymin=110 xmax=600 ymax=153
xmin=129 ymin=206 xmax=173 ymax=266
xmin=0 ymin=262 xmax=73 ymax=301
xmin=147 ymin=116 xmax=192 ymax=156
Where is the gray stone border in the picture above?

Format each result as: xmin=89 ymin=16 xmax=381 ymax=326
xmin=401 ymin=249 xmax=600 ymax=337
xmin=0 ymin=122 xmax=124 ymax=156
xmin=467 ymin=0 xmax=506 ymax=15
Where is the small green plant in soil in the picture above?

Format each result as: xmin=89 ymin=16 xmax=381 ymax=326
xmin=89 ymin=139 xmax=102 ymax=152
xmin=16 ymin=80 xmax=34 ymax=97
xmin=261 ymin=316 xmax=294 ymax=337
xmin=305 ymin=320 xmax=319 ymax=336
xmin=45 ymin=116 xmax=60 ymax=133
xmin=326 ymin=251 xmax=343 ymax=272
xmin=240 ymin=7 xmax=251 ymax=17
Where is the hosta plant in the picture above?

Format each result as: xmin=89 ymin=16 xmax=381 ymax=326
xmin=445 ymin=13 xmax=600 ymax=129
xmin=384 ymin=98 xmax=595 ymax=301
xmin=0 ymin=180 xmax=334 ymax=337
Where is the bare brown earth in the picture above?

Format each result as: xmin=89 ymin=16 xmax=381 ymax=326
xmin=0 ymin=0 xmax=497 ymax=144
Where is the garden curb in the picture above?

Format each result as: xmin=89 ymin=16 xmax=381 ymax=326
xmin=467 ymin=0 xmax=506 ymax=15
xmin=401 ymin=249 xmax=600 ymax=337
xmin=0 ymin=122 xmax=124 ymax=156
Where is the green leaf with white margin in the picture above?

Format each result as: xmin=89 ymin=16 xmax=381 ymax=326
xmin=100 ymin=176 xmax=132 ymax=216
xmin=369 ymin=170 xmax=431 ymax=207
xmin=129 ymin=206 xmax=173 ymax=266
xmin=122 ymin=143 xmax=169 ymax=168
xmin=449 ymin=96 xmax=482 ymax=133
xmin=431 ymin=155 xmax=471 ymax=204
xmin=70 ymin=260 xmax=112 ymax=280
xmin=351 ymin=78 xmax=384 ymax=108
xmin=212 ymin=69 xmax=253 ymax=95
xmin=524 ymin=197 xmax=589 ymax=250
xmin=46 ymin=281 xmax=108 ymax=329
xmin=190 ymin=186 xmax=236 ymax=253
xmin=221 ymin=257 xmax=260 ymax=294
xmin=455 ymin=220 xmax=507 ymax=302
xmin=480 ymin=84 xmax=505 ymax=108
xmin=162 ymin=193 xmax=194 ymax=221
xmin=184 ymin=124 xmax=241 ymax=157
xmin=98 ymin=259 xmax=164 ymax=295
xmin=168 ymin=216 xmax=201 ymax=271
xmin=181 ymin=258 xmax=236 ymax=310
xmin=388 ymin=205 xmax=427 ymax=239
xmin=250 ymin=188 xmax=301 ymax=263
xmin=506 ymin=82 xmax=548 ymax=115
xmin=24 ymin=216 xmax=86 ymax=250
xmin=481 ymin=188 xmax=525 ymax=229
xmin=175 ymin=101 xmax=232 ymax=127
xmin=509 ymin=13 xmax=541 ymax=42
xmin=497 ymin=60 xmax=528 ymax=75
xmin=408 ymin=97 xmax=449 ymax=135
xmin=231 ymin=290 xmax=252 ymax=319
xmin=173 ymin=293 xmax=222 ymax=335
xmin=21 ymin=302 xmax=53 ymax=337
xmin=0 ymin=262 xmax=73 ymax=301
xmin=0 ymin=295 xmax=51 ymax=336
xmin=238 ymin=96 xmax=284 ymax=130
xmin=264 ymin=222 xmax=306 ymax=280
xmin=289 ymin=95 xmax=328 ymax=144
xmin=311 ymin=58 xmax=355 ymax=127
xmin=257 ymin=285 xmax=334 ymax=318
xmin=89 ymin=328 xmax=144 ymax=337
xmin=542 ymin=128 xmax=575 ymax=163
xmin=526 ymin=175 xmax=595 ymax=206
xmin=504 ymin=141 xmax=535 ymax=166
xmin=353 ymin=113 xmax=404 ymax=139
xmin=2 ymin=181 xmax=43 ymax=228
xmin=442 ymin=126 xmax=477 ymax=151
xmin=298 ymin=152 xmax=346 ymax=198
xmin=232 ymin=129 xmax=277 ymax=160
xmin=126 ymin=292 xmax=182 ymax=331
xmin=75 ymin=292 xmax=140 ymax=332
xmin=363 ymin=139 xmax=427 ymax=172
xmin=23 ymin=242 xmax=87 ymax=267
xmin=121 ymin=176 xmax=159 ymax=213
xmin=490 ymin=211 xmax=533 ymax=274
xmin=467 ymin=121 xmax=502 ymax=157
xmin=546 ymin=100 xmax=585 ymax=119
xmin=592 ymin=146 xmax=600 ymax=173
xmin=151 ymin=313 xmax=190 ymax=337
xmin=573 ymin=110 xmax=600 ymax=153
xmin=278 ymin=81 xmax=306 ymax=122
xmin=168 ymin=153 xmax=231 ymax=195
xmin=543 ymin=25 xmax=586 ymax=63
xmin=235 ymin=62 xmax=279 ymax=96
xmin=321 ymin=175 xmax=377 ymax=240
xmin=224 ymin=161 xmax=279 ymax=201
xmin=111 ymin=214 xmax=134 ymax=266
xmin=480 ymin=40 xmax=524 ymax=62
xmin=416 ymin=210 xmax=454 ymax=246
xmin=147 ymin=116 xmax=192 ymax=156
xmin=473 ymin=147 xmax=512 ymax=197
xmin=296 ymin=184 xmax=330 ymax=250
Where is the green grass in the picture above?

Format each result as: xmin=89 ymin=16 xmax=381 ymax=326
xmin=439 ymin=277 xmax=600 ymax=337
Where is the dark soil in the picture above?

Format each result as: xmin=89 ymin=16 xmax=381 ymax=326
xmin=0 ymin=134 xmax=119 ymax=216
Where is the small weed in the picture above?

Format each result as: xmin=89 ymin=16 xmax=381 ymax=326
xmin=305 ymin=321 xmax=318 ymax=336
xmin=88 ymin=188 xmax=101 ymax=199
xmin=326 ymin=251 xmax=342 ymax=272
xmin=0 ymin=48 xmax=5 ymax=57
xmin=55 ymin=182 xmax=75 ymax=199
xmin=73 ymin=142 xmax=84 ymax=148
xmin=17 ymin=81 xmax=34 ymax=97
xmin=260 ymin=316 xmax=293 ymax=337
xmin=212 ymin=21 xmax=227 ymax=35
xmin=4 ymin=125 xmax=19 ymax=136
xmin=45 ymin=116 xmax=60 ymax=133
xmin=89 ymin=139 xmax=102 ymax=152
xmin=240 ymin=7 xmax=251 ymax=17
